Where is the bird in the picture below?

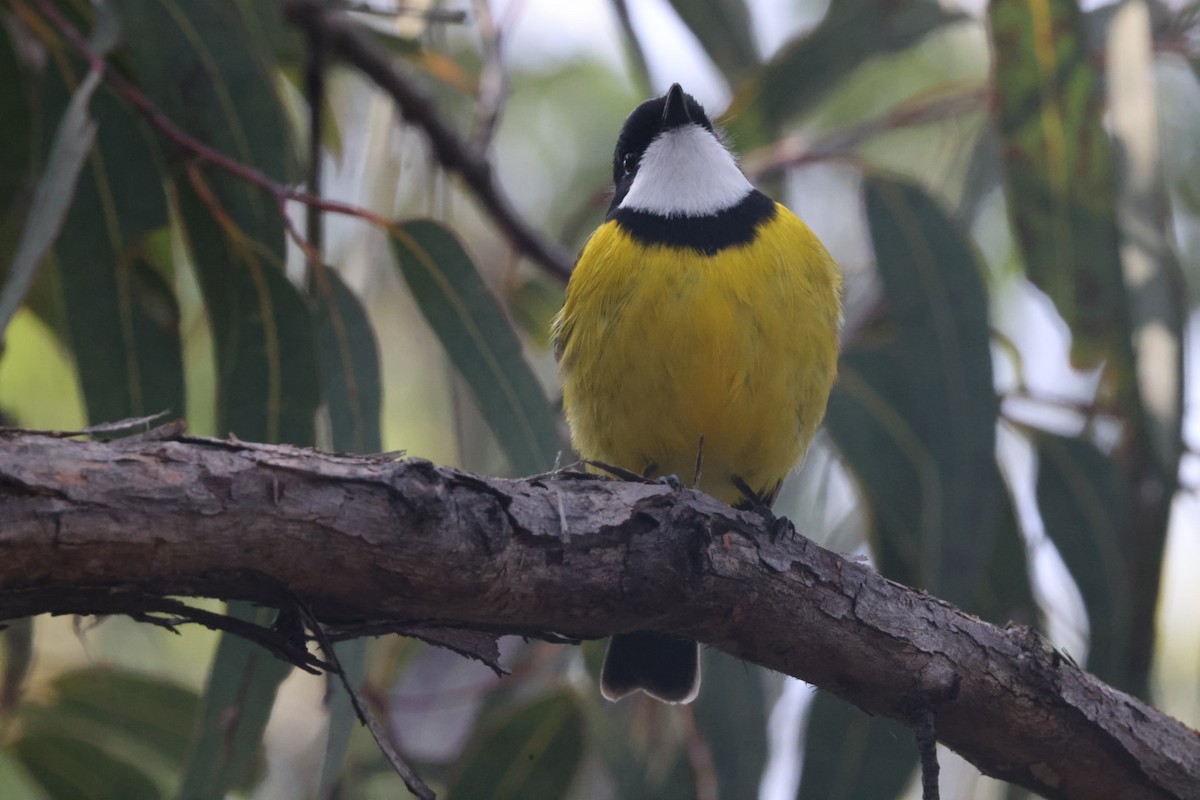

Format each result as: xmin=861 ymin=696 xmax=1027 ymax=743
xmin=551 ymin=84 xmax=842 ymax=704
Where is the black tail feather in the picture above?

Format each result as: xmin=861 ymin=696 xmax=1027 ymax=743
xmin=600 ymin=631 xmax=700 ymax=704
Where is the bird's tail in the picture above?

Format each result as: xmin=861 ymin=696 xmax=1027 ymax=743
xmin=600 ymin=631 xmax=700 ymax=704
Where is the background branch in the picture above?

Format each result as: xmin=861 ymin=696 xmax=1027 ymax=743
xmin=1 ymin=428 xmax=1196 ymax=800
xmin=283 ymin=0 xmax=575 ymax=281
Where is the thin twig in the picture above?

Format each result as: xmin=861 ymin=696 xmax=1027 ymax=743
xmin=469 ymin=0 xmax=507 ymax=150
xmin=916 ymin=710 xmax=941 ymax=800
xmin=743 ymin=84 xmax=989 ymax=180
xmin=284 ymin=0 xmax=574 ymax=281
xmin=299 ymin=602 xmax=436 ymax=800
xmin=304 ymin=21 xmax=326 ymax=280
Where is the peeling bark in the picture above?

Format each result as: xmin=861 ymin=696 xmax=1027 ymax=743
xmin=0 ymin=429 xmax=1197 ymax=799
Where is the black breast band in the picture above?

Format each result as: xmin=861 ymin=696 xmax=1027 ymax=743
xmin=609 ymin=190 xmax=777 ymax=255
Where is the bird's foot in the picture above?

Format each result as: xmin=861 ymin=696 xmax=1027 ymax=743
xmin=732 ymin=476 xmax=794 ymax=541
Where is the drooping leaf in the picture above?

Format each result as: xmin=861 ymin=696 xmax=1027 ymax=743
xmin=314 ymin=268 xmax=382 ymax=454
xmin=39 ymin=61 xmax=182 ymax=426
xmin=447 ymin=690 xmax=584 ymax=800
xmin=973 ymin=476 xmax=1040 ymax=628
xmin=176 ymin=604 xmax=290 ymax=800
xmin=1034 ymin=432 xmax=1131 ymax=687
xmin=1 ymin=618 xmax=32 ymax=713
xmin=177 ymin=177 xmax=318 ymax=443
xmin=391 ymin=220 xmax=560 ymax=475
xmin=11 ymin=733 xmax=159 ymax=800
xmin=49 ymin=667 xmax=200 ymax=768
xmin=826 ymin=348 xmax=934 ymax=582
xmin=664 ymin=0 xmax=759 ymax=83
xmin=114 ymin=0 xmax=315 ymax=442
xmin=858 ymin=175 xmax=1002 ymax=606
xmin=693 ymin=651 xmax=768 ymax=800
xmin=0 ymin=25 xmax=32 ymax=213
xmin=797 ymin=694 xmax=915 ymax=800
xmin=0 ymin=70 xmax=98 ymax=341
xmin=988 ymin=0 xmax=1126 ymax=369
xmin=724 ymin=0 xmax=967 ymax=147
xmin=1106 ymin=0 xmax=1186 ymax=475
xmin=827 ymin=344 xmax=1031 ymax=615
xmin=109 ymin=0 xmax=294 ymax=187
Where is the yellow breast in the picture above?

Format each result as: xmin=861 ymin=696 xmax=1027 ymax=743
xmin=553 ymin=204 xmax=842 ymax=506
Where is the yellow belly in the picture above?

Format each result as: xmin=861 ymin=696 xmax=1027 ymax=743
xmin=553 ymin=206 xmax=842 ymax=506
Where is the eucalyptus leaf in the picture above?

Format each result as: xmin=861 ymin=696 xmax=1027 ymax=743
xmin=391 ymin=220 xmax=560 ymax=475
xmin=989 ymin=0 xmax=1126 ymax=369
xmin=1035 ymin=433 xmax=1131 ymax=687
xmin=12 ymin=733 xmax=159 ymax=800
xmin=797 ymin=694 xmax=915 ymax=800
xmin=725 ymin=0 xmax=966 ymax=147
xmin=0 ymin=71 xmax=98 ymax=341
xmin=39 ymin=62 xmax=182 ymax=426
xmin=176 ymin=604 xmax=290 ymax=800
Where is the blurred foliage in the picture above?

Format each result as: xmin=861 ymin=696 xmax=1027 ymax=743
xmin=0 ymin=0 xmax=1197 ymax=799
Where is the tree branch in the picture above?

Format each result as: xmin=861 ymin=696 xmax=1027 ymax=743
xmin=1 ymin=428 xmax=1197 ymax=799
xmin=282 ymin=0 xmax=575 ymax=281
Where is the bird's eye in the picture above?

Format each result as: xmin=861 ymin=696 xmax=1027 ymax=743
xmin=621 ymin=153 xmax=638 ymax=174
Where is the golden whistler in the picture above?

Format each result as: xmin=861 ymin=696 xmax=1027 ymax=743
xmin=553 ymin=85 xmax=843 ymax=704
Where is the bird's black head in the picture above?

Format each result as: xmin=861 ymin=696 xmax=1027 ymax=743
xmin=610 ymin=84 xmax=713 ymax=210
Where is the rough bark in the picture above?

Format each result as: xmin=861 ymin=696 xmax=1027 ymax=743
xmin=1 ymin=428 xmax=1197 ymax=800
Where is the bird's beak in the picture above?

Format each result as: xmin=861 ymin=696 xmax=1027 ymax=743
xmin=661 ymin=83 xmax=691 ymax=129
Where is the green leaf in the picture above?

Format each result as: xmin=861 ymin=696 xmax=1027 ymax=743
xmin=988 ymin=0 xmax=1125 ymax=369
xmin=109 ymin=0 xmax=294 ymax=186
xmin=1106 ymin=0 xmax=1186 ymax=474
xmin=973 ymin=478 xmax=1040 ymax=627
xmin=694 ymin=651 xmax=768 ymax=800
xmin=0 ymin=70 xmax=98 ymax=341
xmin=315 ymin=269 xmax=382 ymax=454
xmin=865 ymin=175 xmax=996 ymax=449
xmin=0 ymin=25 xmax=32 ymax=212
xmin=1034 ymin=433 xmax=1131 ymax=686
xmin=725 ymin=0 xmax=966 ymax=147
xmin=826 ymin=348 xmax=936 ymax=582
xmin=664 ymin=0 xmax=758 ymax=82
xmin=177 ymin=177 xmax=318 ymax=443
xmin=177 ymin=603 xmax=291 ymax=800
xmin=40 ymin=61 xmax=182 ymax=426
xmin=11 ymin=733 xmax=160 ymax=800
xmin=1 ymin=618 xmax=32 ymax=713
xmin=50 ymin=667 xmax=200 ymax=768
xmin=797 ymin=694 xmax=915 ymax=800
xmin=112 ymin=0 xmax=314 ymax=442
xmin=853 ymin=176 xmax=1001 ymax=606
xmin=391 ymin=220 xmax=560 ymax=475
xmin=448 ymin=690 xmax=584 ymax=800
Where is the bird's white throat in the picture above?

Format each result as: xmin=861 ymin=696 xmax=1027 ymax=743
xmin=619 ymin=124 xmax=753 ymax=218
